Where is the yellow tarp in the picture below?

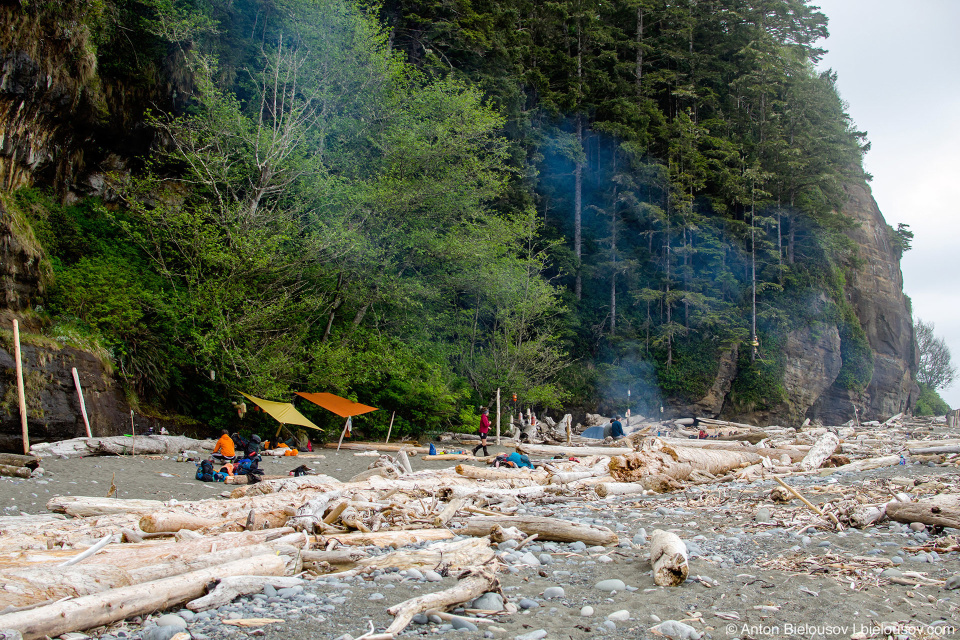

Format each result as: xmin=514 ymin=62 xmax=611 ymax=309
xmin=240 ymin=392 xmax=323 ymax=431
xmin=295 ymin=392 xmax=378 ymax=418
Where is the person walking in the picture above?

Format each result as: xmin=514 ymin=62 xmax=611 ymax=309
xmin=473 ymin=408 xmax=491 ymax=456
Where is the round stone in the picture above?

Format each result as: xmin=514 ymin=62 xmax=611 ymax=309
xmin=538 ymin=553 xmax=554 ymax=565
xmin=945 ymin=574 xmax=960 ymax=590
xmin=520 ymin=552 xmax=541 ymax=566
xmin=755 ymin=508 xmax=772 ymax=522
xmin=451 ymin=617 xmax=478 ymax=631
xmin=518 ymin=598 xmax=539 ymax=609
xmin=424 ymin=570 xmax=443 ymax=582
xmin=155 ymin=614 xmax=187 ymax=629
xmin=607 ymin=610 xmax=630 ymax=621
xmin=910 ymin=522 xmax=926 ymax=532
xmin=602 ymin=620 xmax=617 ymax=631
xmin=412 ymin=614 xmax=429 ymax=625
xmin=580 ymin=606 xmax=594 ymax=617
xmin=542 ymin=587 xmax=565 ymax=599
xmin=406 ymin=568 xmax=424 ymax=580
xmin=594 ymin=579 xmax=626 ymax=592
xmin=569 ymin=541 xmax=587 ymax=552
xmin=471 ymin=592 xmax=504 ymax=612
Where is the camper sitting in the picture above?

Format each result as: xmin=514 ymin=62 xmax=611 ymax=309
xmin=212 ymin=429 xmax=236 ymax=463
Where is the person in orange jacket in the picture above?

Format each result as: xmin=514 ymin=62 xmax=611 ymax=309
xmin=212 ymin=429 xmax=236 ymax=462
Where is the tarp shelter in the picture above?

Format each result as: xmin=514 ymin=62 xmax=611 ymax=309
xmin=239 ymin=392 xmax=323 ymax=434
xmin=295 ymin=392 xmax=378 ymax=451
xmin=294 ymin=392 xmax=378 ymax=418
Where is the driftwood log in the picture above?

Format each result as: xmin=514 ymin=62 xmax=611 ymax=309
xmin=320 ymin=529 xmax=454 ymax=548
xmin=455 ymin=516 xmax=617 ymax=546
xmin=455 ymin=465 xmax=550 ymax=484
xmin=799 ymin=433 xmax=840 ymax=471
xmin=885 ymin=495 xmax=960 ymax=529
xmin=0 ymin=453 xmax=40 ymax=469
xmin=187 ymin=576 xmax=305 ymax=611
xmin=0 ymin=464 xmax=30 ymax=479
xmin=650 ymin=530 xmax=689 ymax=587
xmin=139 ymin=511 xmax=220 ymax=533
xmin=609 ymin=441 xmax=758 ymax=483
xmin=382 ymin=567 xmax=498 ymax=637
xmin=0 ymin=555 xmax=288 ymax=640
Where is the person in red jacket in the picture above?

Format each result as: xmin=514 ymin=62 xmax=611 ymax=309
xmin=472 ymin=408 xmax=491 ymax=457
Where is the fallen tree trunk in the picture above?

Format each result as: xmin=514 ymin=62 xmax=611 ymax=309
xmin=820 ymin=455 xmax=901 ymax=476
xmin=434 ymin=498 xmax=465 ymax=527
xmin=349 ymin=538 xmax=494 ymax=575
xmin=594 ymin=482 xmax=646 ymax=498
xmin=799 ymin=433 xmax=840 ymax=471
xmin=885 ymin=495 xmax=960 ymax=529
xmin=0 ymin=555 xmax=287 ymax=640
xmin=518 ymin=444 xmax=633 ymax=457
xmin=455 ymin=465 xmax=549 ymax=484
xmin=47 ymin=496 xmax=166 ymax=517
xmin=139 ymin=511 xmax=221 ymax=533
xmin=320 ymin=529 xmax=454 ymax=548
xmin=383 ymin=567 xmax=498 ymax=637
xmin=0 ymin=453 xmax=40 ymax=469
xmin=907 ymin=445 xmax=960 ymax=455
xmin=650 ymin=530 xmax=688 ymax=587
xmin=96 ymin=435 xmax=213 ymax=456
xmin=187 ymin=576 xmax=305 ymax=611
xmin=455 ymin=516 xmax=617 ymax=546
xmin=421 ymin=454 xmax=495 ymax=462
xmin=0 ymin=464 xmax=30 ymax=479
xmin=323 ymin=442 xmax=427 ymax=454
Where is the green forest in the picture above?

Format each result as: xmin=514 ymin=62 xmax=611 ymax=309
xmin=9 ymin=0 xmax=915 ymax=437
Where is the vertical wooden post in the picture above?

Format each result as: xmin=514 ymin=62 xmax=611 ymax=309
xmin=496 ymin=388 xmax=501 ymax=446
xmin=130 ymin=410 xmax=136 ymax=456
xmin=72 ymin=367 xmax=92 ymax=438
xmin=385 ymin=411 xmax=395 ymax=444
xmin=336 ymin=417 xmax=351 ymax=452
xmin=13 ymin=320 xmax=29 ymax=454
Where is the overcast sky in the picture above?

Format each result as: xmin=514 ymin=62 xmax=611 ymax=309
xmin=813 ymin=0 xmax=960 ymax=408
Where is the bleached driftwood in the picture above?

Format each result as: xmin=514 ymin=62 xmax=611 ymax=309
xmin=0 ymin=464 xmax=31 ymax=478
xmin=47 ymin=496 xmax=166 ymax=517
xmin=0 ymin=555 xmax=288 ymax=640
xmin=382 ymin=567 xmax=498 ymax=637
xmin=594 ymin=482 xmax=646 ymax=498
xmin=455 ymin=465 xmax=550 ymax=484
xmin=799 ymin=433 xmax=840 ymax=471
xmin=320 ymin=529 xmax=454 ymax=548
xmin=608 ymin=440 xmax=758 ymax=483
xmin=885 ymin=495 xmax=960 ymax=529
xmin=434 ymin=498 xmax=466 ymax=527
xmin=455 ymin=516 xmax=617 ymax=546
xmin=139 ymin=512 xmax=220 ymax=533
xmin=650 ymin=530 xmax=688 ymax=587
xmin=819 ymin=455 xmax=901 ymax=475
xmin=187 ymin=576 xmax=305 ymax=611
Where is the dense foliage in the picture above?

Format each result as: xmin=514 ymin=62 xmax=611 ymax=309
xmin=18 ymin=0 xmax=894 ymax=433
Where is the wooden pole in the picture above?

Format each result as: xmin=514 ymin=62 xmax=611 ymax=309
xmin=385 ymin=411 xmax=395 ymax=444
xmin=72 ymin=367 xmax=92 ymax=438
xmin=496 ymin=388 xmax=501 ymax=446
xmin=130 ymin=410 xmax=136 ymax=456
xmin=336 ymin=417 xmax=350 ymax=452
xmin=13 ymin=319 xmax=29 ymax=454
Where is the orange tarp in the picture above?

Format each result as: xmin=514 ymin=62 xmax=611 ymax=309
xmin=295 ymin=392 xmax=378 ymax=418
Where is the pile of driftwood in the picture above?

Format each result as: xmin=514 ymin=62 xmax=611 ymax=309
xmin=2 ymin=414 xmax=959 ymax=639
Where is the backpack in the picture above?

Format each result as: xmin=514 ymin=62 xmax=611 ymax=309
xmin=196 ymin=459 xmax=215 ymax=482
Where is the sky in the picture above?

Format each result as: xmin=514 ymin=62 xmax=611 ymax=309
xmin=813 ymin=0 xmax=960 ymax=408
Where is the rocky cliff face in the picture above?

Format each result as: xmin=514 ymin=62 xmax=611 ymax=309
xmin=809 ymin=182 xmax=919 ymax=423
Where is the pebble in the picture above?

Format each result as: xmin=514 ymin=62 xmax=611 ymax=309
xmin=514 ymin=631 xmax=547 ymax=640
xmin=909 ymin=522 xmax=926 ymax=532
xmin=651 ymin=620 xmax=702 ymax=640
xmin=538 ymin=553 xmax=554 ymax=565
xmin=755 ymin=508 xmax=772 ymax=522
xmin=154 ymin=614 xmax=187 ymax=629
xmin=601 ymin=621 xmax=617 ymax=631
xmin=451 ymin=617 xmax=478 ymax=631
xmin=946 ymin=575 xmax=960 ymax=590
xmin=520 ymin=552 xmax=541 ymax=566
xmin=891 ymin=556 xmax=904 ymax=565
xmin=542 ymin=586 xmax=565 ymax=599
xmin=142 ymin=627 xmax=181 ymax=640
xmin=499 ymin=539 xmax=519 ymax=550
xmin=369 ymin=593 xmax=384 ymax=600
xmin=424 ymin=570 xmax=443 ymax=582
xmin=406 ymin=568 xmax=424 ymax=580
xmin=594 ymin=579 xmax=625 ymax=592
xmin=263 ymin=584 xmax=277 ymax=597
xmin=607 ymin=610 xmax=630 ymax=621
xmin=580 ymin=606 xmax=594 ymax=617
xmin=472 ymin=592 xmax=504 ymax=611
xmin=518 ymin=598 xmax=539 ymax=609
xmin=176 ymin=610 xmax=195 ymax=623
xmin=880 ymin=568 xmax=902 ymax=578
xmin=569 ymin=541 xmax=587 ymax=552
